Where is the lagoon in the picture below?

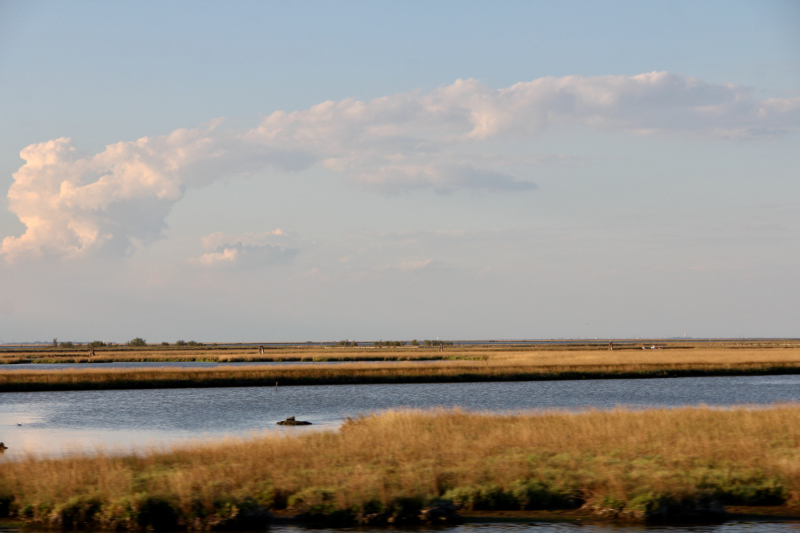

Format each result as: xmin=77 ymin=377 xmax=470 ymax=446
xmin=1 ymin=374 xmax=799 ymax=455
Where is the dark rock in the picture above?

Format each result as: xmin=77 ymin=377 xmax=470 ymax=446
xmin=277 ymin=416 xmax=312 ymax=426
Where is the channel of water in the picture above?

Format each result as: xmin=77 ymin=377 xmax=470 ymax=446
xmin=1 ymin=374 xmax=799 ymax=455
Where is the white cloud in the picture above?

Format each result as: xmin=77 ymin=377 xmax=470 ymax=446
xmin=3 ymin=72 xmax=798 ymax=261
xmin=194 ymin=229 xmax=300 ymax=268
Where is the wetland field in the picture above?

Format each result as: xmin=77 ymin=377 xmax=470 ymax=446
xmin=2 ymin=340 xmax=800 ymax=529
xmin=3 ymin=405 xmax=800 ymax=528
xmin=1 ymin=341 xmax=800 ymax=392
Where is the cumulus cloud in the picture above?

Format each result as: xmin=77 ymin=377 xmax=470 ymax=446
xmin=3 ymin=72 xmax=798 ymax=261
xmin=195 ymin=229 xmax=300 ymax=268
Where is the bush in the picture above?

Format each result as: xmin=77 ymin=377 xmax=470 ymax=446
xmin=288 ymin=487 xmax=337 ymax=513
xmin=128 ymin=338 xmax=146 ymax=347
xmin=89 ymin=340 xmax=106 ymax=348
xmin=187 ymin=340 xmax=203 ymax=347
xmin=58 ymin=341 xmax=74 ymax=348
xmin=443 ymin=481 xmax=576 ymax=511
xmin=444 ymin=484 xmax=517 ymax=510
xmin=161 ymin=342 xmax=169 ymax=346
xmin=710 ymin=477 xmax=787 ymax=505
xmin=51 ymin=496 xmax=102 ymax=529
xmin=510 ymin=480 xmax=577 ymax=509
xmin=176 ymin=340 xmax=187 ymax=346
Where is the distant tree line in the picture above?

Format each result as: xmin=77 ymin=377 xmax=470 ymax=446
xmin=423 ymin=340 xmax=454 ymax=347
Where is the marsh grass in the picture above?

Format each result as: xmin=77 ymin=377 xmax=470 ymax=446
xmin=1 ymin=405 xmax=799 ymax=526
xmin=2 ymin=347 xmax=800 ymax=391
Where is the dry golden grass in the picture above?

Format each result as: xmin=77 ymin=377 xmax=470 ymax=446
xmin=2 ymin=347 xmax=800 ymax=392
xmin=0 ymin=346 xmax=445 ymax=364
xmin=1 ymin=405 xmax=799 ymax=522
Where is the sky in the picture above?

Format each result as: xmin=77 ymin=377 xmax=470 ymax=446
xmin=0 ymin=0 xmax=799 ymax=343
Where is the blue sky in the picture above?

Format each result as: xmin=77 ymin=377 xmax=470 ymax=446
xmin=0 ymin=0 xmax=798 ymax=342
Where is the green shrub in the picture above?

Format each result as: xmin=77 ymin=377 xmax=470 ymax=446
xmin=51 ymin=496 xmax=102 ymax=528
xmin=712 ymin=478 xmax=787 ymax=505
xmin=443 ymin=483 xmax=517 ymax=510
xmin=58 ymin=341 xmax=74 ymax=348
xmin=89 ymin=340 xmax=106 ymax=348
xmin=128 ymin=338 xmax=146 ymax=347
xmin=288 ymin=487 xmax=336 ymax=512
xmin=176 ymin=340 xmax=187 ymax=346
xmin=510 ymin=480 xmax=576 ymax=509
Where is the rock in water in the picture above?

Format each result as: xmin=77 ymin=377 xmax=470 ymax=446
xmin=277 ymin=416 xmax=312 ymax=426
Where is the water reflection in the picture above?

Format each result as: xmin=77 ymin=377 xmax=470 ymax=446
xmin=3 ymin=521 xmax=800 ymax=533
xmin=270 ymin=522 xmax=800 ymax=532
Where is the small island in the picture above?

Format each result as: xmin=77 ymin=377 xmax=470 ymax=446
xmin=277 ymin=416 xmax=312 ymax=426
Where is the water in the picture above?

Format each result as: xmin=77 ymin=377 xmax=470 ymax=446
xmin=1 ymin=375 xmax=799 ymax=455
xmin=4 ymin=521 xmax=800 ymax=533
xmin=265 ymin=523 xmax=800 ymax=532
xmin=1 ymin=379 xmax=799 ymax=532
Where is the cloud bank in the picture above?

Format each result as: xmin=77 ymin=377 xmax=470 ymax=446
xmin=3 ymin=72 xmax=798 ymax=261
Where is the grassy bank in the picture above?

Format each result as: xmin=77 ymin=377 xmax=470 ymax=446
xmin=2 ymin=347 xmax=800 ymax=391
xmin=1 ymin=405 xmax=799 ymax=527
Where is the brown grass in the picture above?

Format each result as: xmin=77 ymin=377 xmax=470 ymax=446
xmin=1 ymin=405 xmax=799 ymax=522
xmin=2 ymin=347 xmax=800 ymax=392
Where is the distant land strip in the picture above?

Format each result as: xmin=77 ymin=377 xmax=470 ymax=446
xmin=2 ymin=361 xmax=800 ymax=392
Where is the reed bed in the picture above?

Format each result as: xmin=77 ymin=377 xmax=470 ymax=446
xmin=1 ymin=405 xmax=798 ymax=527
xmin=2 ymin=347 xmax=800 ymax=392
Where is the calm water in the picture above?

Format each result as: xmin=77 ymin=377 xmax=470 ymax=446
xmin=264 ymin=524 xmax=800 ymax=532
xmin=0 ymin=375 xmax=799 ymax=455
